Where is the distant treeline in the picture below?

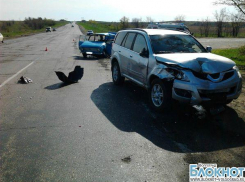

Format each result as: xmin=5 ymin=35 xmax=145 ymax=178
xmin=0 ymin=18 xmax=67 ymax=38
xmin=0 ymin=20 xmax=16 ymax=32
xmin=81 ymin=19 xmax=245 ymax=38
xmin=24 ymin=17 xmax=55 ymax=30
xmin=0 ymin=17 xmax=58 ymax=32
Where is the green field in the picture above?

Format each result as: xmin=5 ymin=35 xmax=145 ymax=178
xmin=0 ymin=21 xmax=68 ymax=39
xmin=213 ymin=47 xmax=245 ymax=67
xmin=77 ymin=21 xmax=118 ymax=34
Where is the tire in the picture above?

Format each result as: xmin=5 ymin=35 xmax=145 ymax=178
xmin=83 ymin=53 xmax=87 ymax=58
xmin=149 ymin=78 xmax=172 ymax=112
xmin=112 ymin=61 xmax=125 ymax=85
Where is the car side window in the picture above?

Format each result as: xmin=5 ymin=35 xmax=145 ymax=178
xmin=132 ymin=34 xmax=148 ymax=53
xmin=114 ymin=32 xmax=127 ymax=45
xmin=89 ymin=36 xmax=95 ymax=41
xmin=124 ymin=33 xmax=136 ymax=50
xmin=121 ymin=34 xmax=128 ymax=47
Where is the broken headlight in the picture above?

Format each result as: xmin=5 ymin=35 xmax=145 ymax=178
xmin=167 ymin=68 xmax=190 ymax=82
xmin=233 ymin=66 xmax=241 ymax=77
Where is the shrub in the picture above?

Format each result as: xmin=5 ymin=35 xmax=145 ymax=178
xmin=238 ymin=45 xmax=245 ymax=55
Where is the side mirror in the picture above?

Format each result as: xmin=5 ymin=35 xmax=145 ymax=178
xmin=139 ymin=48 xmax=149 ymax=58
xmin=206 ymin=46 xmax=212 ymax=53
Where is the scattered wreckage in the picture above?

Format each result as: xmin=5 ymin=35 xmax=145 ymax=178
xmin=55 ymin=66 xmax=84 ymax=84
xmin=111 ymin=29 xmax=242 ymax=111
xmin=78 ymin=32 xmax=116 ymax=58
xmin=18 ymin=76 xmax=33 ymax=84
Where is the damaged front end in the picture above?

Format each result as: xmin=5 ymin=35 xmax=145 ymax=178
xmin=150 ymin=59 xmax=242 ymax=105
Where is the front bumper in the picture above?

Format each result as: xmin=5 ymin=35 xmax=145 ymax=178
xmin=172 ymin=70 xmax=242 ymax=105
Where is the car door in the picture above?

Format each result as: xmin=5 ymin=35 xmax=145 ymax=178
xmin=119 ymin=32 xmax=136 ymax=76
xmin=113 ymin=32 xmax=127 ymax=74
xmin=129 ymin=34 xmax=149 ymax=84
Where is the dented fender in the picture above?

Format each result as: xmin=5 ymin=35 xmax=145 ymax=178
xmin=147 ymin=63 xmax=175 ymax=87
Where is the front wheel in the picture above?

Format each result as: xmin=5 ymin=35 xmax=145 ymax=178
xmin=112 ymin=62 xmax=125 ymax=85
xmin=149 ymin=79 xmax=172 ymax=112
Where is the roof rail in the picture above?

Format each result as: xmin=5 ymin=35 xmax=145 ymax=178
xmin=124 ymin=28 xmax=193 ymax=36
xmin=169 ymin=29 xmax=193 ymax=35
xmin=146 ymin=27 xmax=192 ymax=35
xmin=123 ymin=28 xmax=148 ymax=33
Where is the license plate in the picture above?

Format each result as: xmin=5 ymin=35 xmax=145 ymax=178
xmin=86 ymin=52 xmax=93 ymax=54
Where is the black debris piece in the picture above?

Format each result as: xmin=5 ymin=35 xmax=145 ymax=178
xmin=192 ymin=105 xmax=207 ymax=119
xmin=55 ymin=66 xmax=84 ymax=84
xmin=19 ymin=76 xmax=33 ymax=84
xmin=121 ymin=156 xmax=131 ymax=163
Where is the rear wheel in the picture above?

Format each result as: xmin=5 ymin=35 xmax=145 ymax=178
xmin=112 ymin=61 xmax=125 ymax=85
xmin=149 ymin=78 xmax=172 ymax=112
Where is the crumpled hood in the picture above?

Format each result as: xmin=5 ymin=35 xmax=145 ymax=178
xmin=155 ymin=53 xmax=235 ymax=74
xmin=80 ymin=41 xmax=105 ymax=48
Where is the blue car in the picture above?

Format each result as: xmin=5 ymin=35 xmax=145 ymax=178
xmin=79 ymin=32 xmax=116 ymax=58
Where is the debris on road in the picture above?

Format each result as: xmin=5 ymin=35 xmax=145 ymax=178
xmin=121 ymin=156 xmax=131 ymax=163
xmin=18 ymin=76 xmax=33 ymax=84
xmin=55 ymin=66 xmax=84 ymax=84
xmin=192 ymin=105 xmax=207 ymax=119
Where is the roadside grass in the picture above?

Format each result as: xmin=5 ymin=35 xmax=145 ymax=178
xmin=0 ymin=21 xmax=68 ymax=39
xmin=77 ymin=22 xmax=118 ymax=33
xmin=212 ymin=47 xmax=245 ymax=66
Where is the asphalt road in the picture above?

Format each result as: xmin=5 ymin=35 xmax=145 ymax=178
xmin=0 ymin=24 xmax=245 ymax=182
xmin=198 ymin=37 xmax=245 ymax=49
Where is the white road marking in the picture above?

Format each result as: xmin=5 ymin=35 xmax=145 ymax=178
xmin=0 ymin=61 xmax=34 ymax=88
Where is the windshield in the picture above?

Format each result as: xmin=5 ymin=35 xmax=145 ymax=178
xmin=88 ymin=35 xmax=106 ymax=42
xmin=150 ymin=34 xmax=207 ymax=54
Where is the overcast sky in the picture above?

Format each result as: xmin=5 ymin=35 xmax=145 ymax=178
xmin=0 ymin=0 xmax=236 ymax=21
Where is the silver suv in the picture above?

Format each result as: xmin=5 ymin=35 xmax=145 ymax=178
xmin=111 ymin=29 xmax=242 ymax=111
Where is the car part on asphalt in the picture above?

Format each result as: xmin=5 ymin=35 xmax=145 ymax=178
xmin=19 ymin=76 xmax=33 ymax=84
xmin=55 ymin=66 xmax=84 ymax=84
xmin=121 ymin=156 xmax=131 ymax=163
